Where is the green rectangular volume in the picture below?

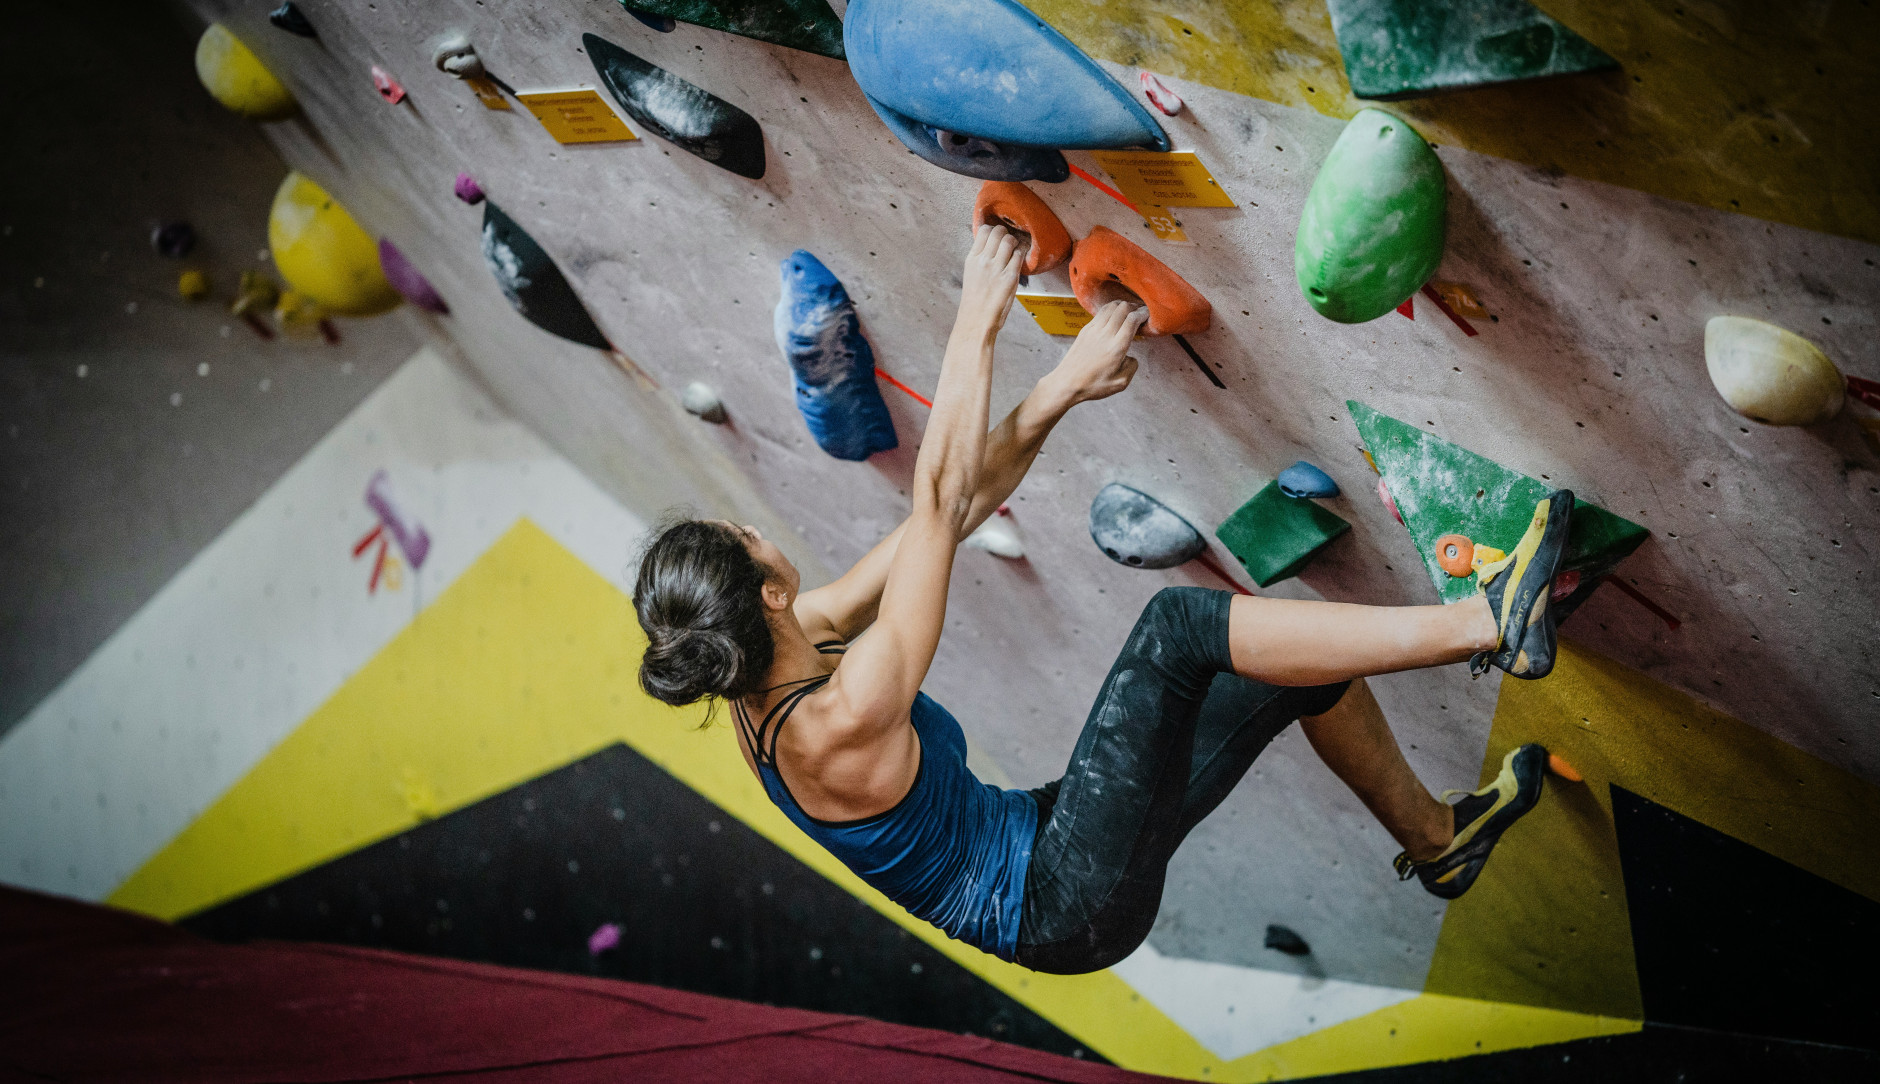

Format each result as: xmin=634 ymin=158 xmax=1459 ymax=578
xmin=1324 ymin=0 xmax=1617 ymax=101
xmin=1216 ymin=481 xmax=1352 ymax=587
xmin=1348 ymin=400 xmax=1649 ymax=605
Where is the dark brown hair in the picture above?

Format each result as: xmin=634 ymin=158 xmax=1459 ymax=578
xmin=633 ymin=518 xmax=776 ymax=709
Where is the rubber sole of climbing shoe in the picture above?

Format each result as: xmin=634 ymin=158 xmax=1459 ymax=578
xmin=1470 ymin=489 xmax=1572 ymax=680
xmin=1394 ymin=743 xmax=1548 ymax=900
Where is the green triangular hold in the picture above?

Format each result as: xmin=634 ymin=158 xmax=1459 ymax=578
xmin=1216 ymin=481 xmax=1352 ymax=587
xmin=618 ymin=1 xmax=846 ymax=61
xmin=1325 ymin=0 xmax=1617 ymax=101
xmin=1349 ymin=401 xmax=1648 ymax=605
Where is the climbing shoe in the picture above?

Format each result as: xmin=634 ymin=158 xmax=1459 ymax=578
xmin=1394 ymin=743 xmax=1548 ymax=900
xmin=1470 ymin=490 xmax=1573 ymax=680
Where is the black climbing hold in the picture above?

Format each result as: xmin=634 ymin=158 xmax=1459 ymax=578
xmin=268 ymin=2 xmax=318 ymax=39
xmin=1264 ymin=924 xmax=1311 ymax=956
xmin=585 ymin=34 xmax=766 ymax=180
xmin=151 ymin=221 xmax=195 ymax=259
xmin=626 ymin=7 xmax=678 ymax=32
xmin=1088 ymin=483 xmax=1206 ymax=570
xmin=480 ymin=202 xmax=610 ymax=351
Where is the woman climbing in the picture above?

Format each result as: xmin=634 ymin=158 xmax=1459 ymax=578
xmin=632 ymin=225 xmax=1571 ymax=974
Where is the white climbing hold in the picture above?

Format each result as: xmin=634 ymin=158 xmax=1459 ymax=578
xmin=432 ymin=33 xmax=486 ymax=80
xmin=1704 ymin=316 xmax=1843 ymax=427
xmin=681 ymin=381 xmax=727 ymax=423
xmin=963 ymin=519 xmax=1024 ymax=559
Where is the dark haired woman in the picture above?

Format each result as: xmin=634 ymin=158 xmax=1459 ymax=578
xmin=634 ymin=226 xmax=1567 ymax=974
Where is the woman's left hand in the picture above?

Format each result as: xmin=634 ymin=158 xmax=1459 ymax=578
xmin=957 ymin=224 xmax=1024 ymax=334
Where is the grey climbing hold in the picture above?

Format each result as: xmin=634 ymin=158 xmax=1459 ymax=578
xmin=269 ymin=3 xmax=317 ymax=39
xmin=1265 ymin=924 xmax=1311 ymax=956
xmin=1277 ymin=461 xmax=1340 ymax=499
xmin=681 ymin=381 xmax=727 ymax=423
xmin=1089 ymin=483 xmax=1205 ymax=570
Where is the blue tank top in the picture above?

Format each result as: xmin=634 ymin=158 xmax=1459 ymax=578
xmin=738 ymin=647 xmax=1039 ymax=960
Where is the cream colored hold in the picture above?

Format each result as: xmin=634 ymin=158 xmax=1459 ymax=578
xmin=1704 ymin=316 xmax=1844 ymax=427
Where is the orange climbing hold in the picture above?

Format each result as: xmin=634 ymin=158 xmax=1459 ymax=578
xmin=973 ymin=182 xmax=1072 ymax=276
xmin=1547 ymin=753 xmax=1583 ymax=782
xmin=1434 ymin=533 xmax=1474 ymax=577
xmin=1068 ymin=226 xmax=1210 ymax=337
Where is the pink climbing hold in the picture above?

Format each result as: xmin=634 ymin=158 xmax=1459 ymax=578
xmin=1139 ymin=71 xmax=1184 ymax=117
xmin=372 ymin=65 xmax=407 ymax=104
xmin=587 ymin=922 xmax=623 ymax=956
xmin=1376 ymin=477 xmax=1403 ymax=525
xmin=378 ymin=239 xmax=449 ymax=315
xmin=1550 ymin=568 xmax=1581 ymax=601
xmin=453 ymin=172 xmax=486 ymax=205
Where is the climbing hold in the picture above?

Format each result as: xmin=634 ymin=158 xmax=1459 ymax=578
xmin=1089 ymin=484 xmax=1206 ymax=570
xmin=1325 ymin=0 xmax=1617 ymax=101
xmin=846 ymin=0 xmax=1168 ymax=151
xmin=195 ymin=24 xmax=297 ymax=120
xmin=1434 ymin=533 xmax=1474 ymax=576
xmin=453 ymin=173 xmax=486 ymax=205
xmin=586 ymin=35 xmax=766 ymax=179
xmin=1068 ymin=226 xmax=1210 ymax=337
xmin=587 ymin=922 xmax=624 ymax=956
xmin=973 ymin=183 xmax=1073 ymax=276
xmin=377 ymin=240 xmax=449 ymax=315
xmin=273 ymin=289 xmax=324 ymax=332
xmin=681 ymin=381 xmax=728 ymax=423
xmin=481 ymin=202 xmax=611 ymax=350
xmin=963 ymin=520 xmax=1025 ymax=560
xmin=1428 ymin=280 xmax=1489 ymax=319
xmin=1546 ymin=753 xmax=1583 ymax=782
xmin=1277 ymin=461 xmax=1340 ymax=499
xmin=432 ymin=34 xmax=486 ymax=80
xmin=1264 ymin=924 xmax=1311 ymax=956
xmin=1377 ymin=477 xmax=1403 ymax=525
xmin=1295 ymin=109 xmax=1445 ymax=324
xmin=1470 ymin=545 xmax=1505 ymax=575
xmin=774 ymin=251 xmax=898 ymax=461
xmin=1217 ymin=481 xmax=1352 ymax=587
xmin=1550 ymin=568 xmax=1581 ymax=601
xmin=864 ymin=94 xmax=1069 ymax=183
xmin=614 ymin=1 xmax=846 ymax=59
xmin=1139 ymin=72 xmax=1184 ymax=117
xmin=177 ymin=270 xmax=210 ymax=302
xmin=151 ymin=221 xmax=195 ymax=259
xmin=230 ymin=270 xmax=280 ymax=318
xmin=625 ymin=8 xmax=678 ymax=33
xmin=268 ymin=2 xmax=317 ymax=39
xmin=1704 ymin=316 xmax=1844 ymax=427
xmin=371 ymin=66 xmax=407 ymax=105
xmin=268 ymin=173 xmax=400 ymax=317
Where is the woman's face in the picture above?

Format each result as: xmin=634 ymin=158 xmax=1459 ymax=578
xmin=721 ymin=522 xmax=799 ymax=599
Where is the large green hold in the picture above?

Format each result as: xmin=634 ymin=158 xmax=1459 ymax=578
xmin=1295 ymin=109 xmax=1445 ymax=324
xmin=616 ymin=1 xmax=846 ymax=60
xmin=1326 ymin=0 xmax=1617 ymax=101
xmin=1349 ymin=401 xmax=1648 ymax=615
xmin=1215 ymin=482 xmax=1351 ymax=587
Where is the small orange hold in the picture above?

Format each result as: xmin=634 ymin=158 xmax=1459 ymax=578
xmin=973 ymin=182 xmax=1073 ymax=276
xmin=1547 ymin=753 xmax=1583 ymax=782
xmin=1435 ymin=533 xmax=1475 ymax=577
xmin=1068 ymin=226 xmax=1211 ymax=337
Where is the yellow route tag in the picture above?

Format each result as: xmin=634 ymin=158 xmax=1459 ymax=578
xmin=1141 ymin=208 xmax=1190 ymax=243
xmin=516 ymin=87 xmax=637 ymax=144
xmin=1017 ymin=294 xmax=1094 ymax=336
xmin=1090 ymin=150 xmax=1235 ymax=209
xmin=466 ymin=75 xmax=511 ymax=111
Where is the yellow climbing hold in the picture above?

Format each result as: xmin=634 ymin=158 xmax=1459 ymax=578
xmin=1704 ymin=316 xmax=1844 ymax=427
xmin=194 ymin=24 xmax=297 ymax=121
xmin=1470 ymin=545 xmax=1506 ymax=577
xmin=177 ymin=270 xmax=210 ymax=301
xmin=267 ymin=172 xmax=401 ymax=317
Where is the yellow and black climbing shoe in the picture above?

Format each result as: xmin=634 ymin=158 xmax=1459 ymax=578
xmin=1470 ymin=490 xmax=1573 ymax=680
xmin=1394 ymin=743 xmax=1548 ymax=900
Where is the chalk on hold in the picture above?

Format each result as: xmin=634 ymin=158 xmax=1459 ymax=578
xmin=775 ymin=250 xmax=898 ymax=461
xmin=1277 ymin=461 xmax=1339 ymax=499
xmin=1140 ymin=72 xmax=1184 ymax=116
xmin=1069 ymin=226 xmax=1210 ymax=337
xmin=616 ymin=0 xmax=846 ymax=59
xmin=195 ymin=24 xmax=297 ymax=120
xmin=1435 ymin=533 xmax=1474 ymax=577
xmin=453 ymin=172 xmax=487 ymax=205
xmin=1377 ymin=476 xmax=1403 ymax=525
xmin=269 ymin=173 xmax=401 ymax=317
xmin=432 ymin=34 xmax=486 ymax=80
xmin=964 ymin=520 xmax=1025 ymax=560
xmin=864 ymin=94 xmax=1069 ymax=183
xmin=586 ymin=34 xmax=766 ymax=179
xmin=1216 ymin=481 xmax=1351 ymax=587
xmin=1090 ymin=484 xmax=1205 ymax=569
xmin=681 ymin=381 xmax=728 ymax=423
xmin=372 ymin=66 xmax=408 ymax=105
xmin=177 ymin=270 xmax=210 ymax=301
xmin=269 ymin=3 xmax=317 ymax=39
xmin=151 ymin=221 xmax=195 ymax=259
xmin=1704 ymin=316 xmax=1844 ymax=427
xmin=378 ymin=240 xmax=449 ymax=315
xmin=1264 ymin=924 xmax=1311 ymax=956
xmin=1546 ymin=753 xmax=1583 ymax=782
xmin=973 ymin=182 xmax=1073 ymax=276
xmin=625 ymin=7 xmax=678 ymax=32
xmin=1296 ymin=109 xmax=1444 ymax=323
xmin=482 ymin=202 xmax=611 ymax=350
xmin=1325 ymin=0 xmax=1617 ymax=101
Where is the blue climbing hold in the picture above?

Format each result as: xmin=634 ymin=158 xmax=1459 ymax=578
xmin=1089 ymin=483 xmax=1206 ymax=570
xmin=1277 ymin=461 xmax=1340 ymax=499
xmin=774 ymin=251 xmax=899 ymax=461
xmin=865 ymin=94 xmax=1069 ymax=183
xmin=845 ymin=0 xmax=1170 ymax=152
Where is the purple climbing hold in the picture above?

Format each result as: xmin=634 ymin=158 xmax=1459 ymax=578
xmin=453 ymin=172 xmax=486 ymax=205
xmin=587 ymin=922 xmax=624 ymax=955
xmin=365 ymin=469 xmax=432 ymax=570
xmin=1277 ymin=460 xmax=1340 ymax=499
xmin=378 ymin=239 xmax=449 ymax=315
xmin=151 ymin=221 xmax=196 ymax=258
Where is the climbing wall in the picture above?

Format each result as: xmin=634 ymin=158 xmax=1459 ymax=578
xmin=2 ymin=0 xmax=1876 ymax=1079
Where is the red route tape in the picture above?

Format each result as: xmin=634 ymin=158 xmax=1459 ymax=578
xmin=1419 ymin=284 xmax=1478 ymax=337
xmin=1193 ymin=552 xmax=1254 ymax=595
xmin=352 ymin=522 xmax=385 ymax=558
xmin=1068 ymin=163 xmax=1142 ymax=215
xmin=1600 ymin=575 xmax=1680 ymax=631
xmin=874 ymin=367 xmax=933 ymax=408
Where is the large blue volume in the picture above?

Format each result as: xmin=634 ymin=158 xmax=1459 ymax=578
xmin=774 ymin=250 xmax=898 ymax=461
xmin=864 ymin=94 xmax=1069 ymax=183
xmin=845 ymin=0 xmax=1170 ymax=151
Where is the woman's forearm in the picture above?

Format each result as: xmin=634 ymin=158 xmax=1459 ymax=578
xmin=958 ymin=374 xmax=1076 ymax=534
xmin=913 ymin=319 xmax=998 ymax=524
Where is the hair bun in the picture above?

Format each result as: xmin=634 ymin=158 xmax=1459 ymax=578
xmin=633 ymin=518 xmax=777 ymax=709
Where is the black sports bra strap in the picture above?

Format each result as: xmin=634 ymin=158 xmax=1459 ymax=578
xmin=738 ymin=673 xmax=833 ymax=767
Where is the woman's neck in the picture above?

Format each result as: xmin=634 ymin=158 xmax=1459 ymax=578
xmin=754 ymin=616 xmax=833 ymax=698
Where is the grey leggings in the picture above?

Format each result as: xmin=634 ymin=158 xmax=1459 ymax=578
xmin=1015 ymin=587 xmax=1349 ymax=975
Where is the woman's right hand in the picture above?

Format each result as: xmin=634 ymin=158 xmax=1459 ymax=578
xmin=957 ymin=224 xmax=1024 ymax=335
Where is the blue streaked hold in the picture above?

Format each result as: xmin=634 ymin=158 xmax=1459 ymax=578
xmin=1277 ymin=461 xmax=1340 ymax=499
xmin=1089 ymin=483 xmax=1206 ymax=569
xmin=775 ymin=251 xmax=899 ymax=461
xmin=845 ymin=0 xmax=1169 ymax=151
xmin=865 ymin=94 xmax=1068 ymax=183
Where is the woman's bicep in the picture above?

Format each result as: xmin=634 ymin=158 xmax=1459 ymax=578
xmin=826 ymin=514 xmax=955 ymax=722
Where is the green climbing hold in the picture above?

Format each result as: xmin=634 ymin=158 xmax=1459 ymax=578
xmin=1348 ymin=401 xmax=1648 ymax=613
xmin=1295 ymin=109 xmax=1445 ymax=324
xmin=1215 ymin=482 xmax=1351 ymax=588
xmin=615 ymin=1 xmax=846 ymax=60
xmin=1325 ymin=0 xmax=1618 ymax=101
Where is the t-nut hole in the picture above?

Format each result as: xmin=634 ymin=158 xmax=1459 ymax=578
xmin=1105 ymin=548 xmax=1120 ymax=559
xmin=1126 ymin=555 xmax=1143 ymax=566
xmin=1309 ymin=287 xmax=1327 ymax=301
